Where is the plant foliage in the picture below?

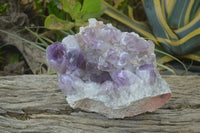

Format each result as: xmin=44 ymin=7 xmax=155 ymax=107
xmin=0 ymin=0 xmax=9 ymax=16
xmin=44 ymin=0 xmax=104 ymax=32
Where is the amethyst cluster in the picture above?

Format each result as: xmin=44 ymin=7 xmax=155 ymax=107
xmin=46 ymin=19 xmax=171 ymax=118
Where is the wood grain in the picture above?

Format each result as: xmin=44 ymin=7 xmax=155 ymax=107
xmin=0 ymin=75 xmax=200 ymax=133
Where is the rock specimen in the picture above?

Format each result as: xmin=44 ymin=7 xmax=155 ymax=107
xmin=46 ymin=18 xmax=171 ymax=118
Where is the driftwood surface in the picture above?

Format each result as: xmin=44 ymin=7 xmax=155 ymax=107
xmin=0 ymin=75 xmax=200 ymax=133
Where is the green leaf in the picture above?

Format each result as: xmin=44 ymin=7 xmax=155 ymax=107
xmin=82 ymin=12 xmax=101 ymax=21
xmin=156 ymin=27 xmax=200 ymax=56
xmin=164 ymin=0 xmax=176 ymax=20
xmin=47 ymin=0 xmax=66 ymax=19
xmin=82 ymin=5 xmax=105 ymax=21
xmin=0 ymin=29 xmax=46 ymax=51
xmin=25 ymin=27 xmax=49 ymax=47
xmin=74 ymin=19 xmax=88 ymax=27
xmin=73 ymin=2 xmax=82 ymax=19
xmin=0 ymin=1 xmax=9 ymax=16
xmin=189 ymin=1 xmax=200 ymax=21
xmin=175 ymin=12 xmax=200 ymax=38
xmin=183 ymin=52 xmax=200 ymax=62
xmin=155 ymin=48 xmax=187 ymax=73
xmin=171 ymin=30 xmax=200 ymax=56
xmin=159 ymin=0 xmax=167 ymax=19
xmin=62 ymin=0 xmax=82 ymax=20
xmin=167 ymin=0 xmax=190 ymax=28
xmin=168 ymin=0 xmax=200 ymax=27
xmin=62 ymin=0 xmax=76 ymax=12
xmin=82 ymin=0 xmax=101 ymax=14
xmin=157 ymin=63 xmax=176 ymax=75
xmin=155 ymin=48 xmax=174 ymax=64
xmin=45 ymin=14 xmax=75 ymax=31
xmin=142 ymin=0 xmax=178 ymax=40
xmin=62 ymin=0 xmax=78 ymax=19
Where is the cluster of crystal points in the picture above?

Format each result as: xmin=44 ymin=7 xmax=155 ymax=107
xmin=46 ymin=18 xmax=171 ymax=118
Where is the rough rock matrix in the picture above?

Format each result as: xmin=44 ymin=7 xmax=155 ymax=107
xmin=46 ymin=18 xmax=171 ymax=118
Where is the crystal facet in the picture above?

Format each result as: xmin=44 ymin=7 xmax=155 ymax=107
xmin=46 ymin=18 xmax=171 ymax=118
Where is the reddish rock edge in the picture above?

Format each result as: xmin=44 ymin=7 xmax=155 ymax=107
xmin=69 ymin=93 xmax=171 ymax=118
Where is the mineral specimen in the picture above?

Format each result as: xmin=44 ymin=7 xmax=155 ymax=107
xmin=46 ymin=18 xmax=171 ymax=118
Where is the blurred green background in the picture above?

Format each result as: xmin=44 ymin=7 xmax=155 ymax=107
xmin=0 ymin=0 xmax=199 ymax=75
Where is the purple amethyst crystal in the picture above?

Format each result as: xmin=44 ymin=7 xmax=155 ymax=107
xmin=136 ymin=64 xmax=156 ymax=84
xmin=59 ymin=74 xmax=74 ymax=94
xmin=66 ymin=49 xmax=84 ymax=71
xmin=113 ymin=70 xmax=138 ymax=86
xmin=46 ymin=18 xmax=171 ymax=118
xmin=81 ymin=27 xmax=96 ymax=44
xmin=47 ymin=37 xmax=85 ymax=73
xmin=124 ymin=33 xmax=148 ymax=51
xmin=117 ymin=52 xmax=129 ymax=67
xmin=90 ymin=71 xmax=112 ymax=83
xmin=46 ymin=42 xmax=68 ymax=73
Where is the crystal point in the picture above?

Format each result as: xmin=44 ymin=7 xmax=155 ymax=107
xmin=46 ymin=42 xmax=68 ymax=73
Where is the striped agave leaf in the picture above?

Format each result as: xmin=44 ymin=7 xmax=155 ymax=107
xmin=101 ymin=1 xmax=156 ymax=41
xmin=101 ymin=0 xmax=200 ymax=63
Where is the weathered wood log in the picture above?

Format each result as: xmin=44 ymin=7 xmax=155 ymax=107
xmin=0 ymin=75 xmax=199 ymax=133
